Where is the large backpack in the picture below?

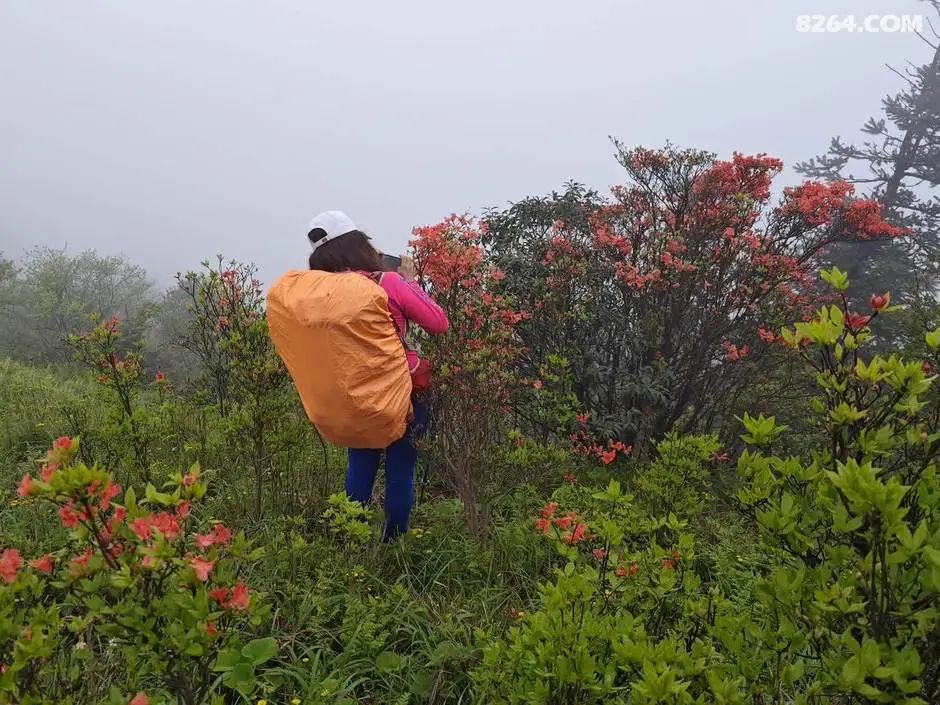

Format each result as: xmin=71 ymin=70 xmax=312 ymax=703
xmin=267 ymin=270 xmax=412 ymax=449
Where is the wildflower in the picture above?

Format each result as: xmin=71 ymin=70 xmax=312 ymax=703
xmin=130 ymin=517 xmax=152 ymax=541
xmin=206 ymin=621 xmax=218 ymax=637
xmin=592 ymin=548 xmax=608 ymax=561
xmin=59 ymin=502 xmax=82 ymax=530
xmin=17 ymin=474 xmax=35 ymax=498
xmin=196 ymin=533 xmax=214 ymax=550
xmin=563 ymin=472 xmax=577 ymax=484
xmin=870 ymin=292 xmax=890 ymax=311
xmin=565 ymin=522 xmax=588 ymax=545
xmin=757 ymin=327 xmax=776 ymax=343
xmin=40 ymin=462 xmax=58 ymax=482
xmin=0 ymin=549 xmax=23 ymax=584
xmin=553 ymin=513 xmax=574 ymax=530
xmin=30 ymin=554 xmax=54 ymax=575
xmin=189 ymin=556 xmax=215 ymax=582
xmin=154 ymin=370 xmax=166 ymax=382
xmin=54 ymin=436 xmax=72 ymax=450
xmin=209 ymin=587 xmax=230 ymax=605
xmin=538 ymin=502 xmax=558 ymax=519
xmin=182 ymin=472 xmax=198 ymax=487
xmin=150 ymin=512 xmax=181 ymax=540
xmin=100 ymin=481 xmax=121 ymax=511
xmin=176 ymin=500 xmax=191 ymax=519
xmin=129 ymin=695 xmax=149 ymax=705
xmin=226 ymin=582 xmax=250 ymax=611
xmin=615 ymin=563 xmax=638 ymax=578
xmin=575 ymin=412 xmax=589 ymax=425
xmin=534 ymin=518 xmax=551 ymax=534
xmin=671 ymin=548 xmax=682 ymax=562
xmin=532 ymin=380 xmax=543 ymax=390
xmin=845 ymin=312 xmax=872 ymax=332
xmin=600 ymin=449 xmax=617 ymax=465
xmin=211 ymin=523 xmax=232 ymax=546
xmin=662 ymin=559 xmax=675 ymax=570
xmin=69 ymin=550 xmax=93 ymax=579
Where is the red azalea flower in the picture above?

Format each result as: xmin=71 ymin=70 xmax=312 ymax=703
xmin=563 ymin=472 xmax=578 ymax=484
xmin=845 ymin=312 xmax=872 ymax=332
xmin=131 ymin=517 xmax=152 ymax=541
xmin=130 ymin=694 xmax=149 ymax=705
xmin=0 ymin=549 xmax=23 ymax=584
xmin=69 ymin=550 xmax=92 ymax=578
xmin=40 ymin=462 xmax=58 ymax=482
xmin=205 ymin=621 xmax=218 ymax=637
xmin=195 ymin=533 xmax=214 ymax=551
xmin=211 ymin=524 xmax=232 ymax=546
xmin=54 ymin=436 xmax=72 ymax=450
xmin=757 ymin=327 xmax=776 ymax=343
xmin=150 ymin=512 xmax=181 ymax=540
xmin=100 ymin=482 xmax=121 ymax=511
xmin=538 ymin=502 xmax=558 ymax=519
xmin=592 ymin=548 xmax=608 ymax=561
xmin=209 ymin=587 xmax=230 ymax=605
xmin=615 ymin=563 xmax=638 ymax=578
xmin=30 ymin=554 xmax=54 ymax=575
xmin=870 ymin=293 xmax=890 ymax=311
xmin=58 ymin=503 xmax=82 ymax=530
xmin=189 ymin=556 xmax=215 ymax=582
xmin=182 ymin=473 xmax=198 ymax=488
xmin=225 ymin=582 xmax=250 ymax=611
xmin=534 ymin=518 xmax=551 ymax=534
xmin=176 ymin=500 xmax=191 ymax=520
xmin=17 ymin=474 xmax=35 ymax=498
xmin=600 ymin=449 xmax=617 ymax=465
xmin=154 ymin=371 xmax=165 ymax=382
xmin=565 ymin=523 xmax=588 ymax=545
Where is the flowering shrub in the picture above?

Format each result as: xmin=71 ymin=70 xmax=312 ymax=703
xmin=410 ymin=214 xmax=527 ymax=529
xmin=177 ymin=258 xmax=292 ymax=515
xmin=732 ymin=270 xmax=940 ymax=702
xmin=68 ymin=315 xmax=153 ymax=479
xmin=1 ymin=437 xmax=272 ymax=704
xmin=484 ymin=144 xmax=908 ymax=453
xmin=472 ymin=272 xmax=939 ymax=704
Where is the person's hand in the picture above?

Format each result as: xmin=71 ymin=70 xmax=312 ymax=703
xmin=398 ymin=255 xmax=416 ymax=281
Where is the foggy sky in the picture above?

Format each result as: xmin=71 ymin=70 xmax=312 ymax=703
xmin=0 ymin=0 xmax=932 ymax=289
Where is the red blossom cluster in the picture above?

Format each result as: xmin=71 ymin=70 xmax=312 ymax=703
xmin=411 ymin=214 xmax=526 ymax=405
xmin=2 ymin=437 xmax=251 ymax=615
xmin=569 ymin=415 xmax=632 ymax=464
xmin=534 ymin=502 xmax=590 ymax=545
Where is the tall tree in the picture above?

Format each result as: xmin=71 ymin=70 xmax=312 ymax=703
xmin=796 ymin=1 xmax=940 ymax=306
xmin=0 ymin=247 xmax=155 ymax=363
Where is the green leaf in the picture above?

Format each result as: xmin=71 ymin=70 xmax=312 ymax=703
xmin=241 ymin=637 xmax=278 ymax=666
xmin=376 ymin=650 xmax=405 ymax=673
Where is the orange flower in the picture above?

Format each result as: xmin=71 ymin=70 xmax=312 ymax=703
xmin=0 ymin=549 xmax=23 ymax=584
xmin=189 ymin=556 xmax=215 ymax=582
xmin=30 ymin=554 xmax=54 ymax=575
xmin=16 ymin=474 xmax=35 ymax=498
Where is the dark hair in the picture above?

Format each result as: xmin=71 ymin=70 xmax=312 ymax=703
xmin=308 ymin=230 xmax=383 ymax=272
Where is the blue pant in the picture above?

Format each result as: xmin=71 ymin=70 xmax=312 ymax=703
xmin=346 ymin=397 xmax=428 ymax=541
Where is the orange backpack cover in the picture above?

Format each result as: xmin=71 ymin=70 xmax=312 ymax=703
xmin=267 ymin=270 xmax=412 ymax=449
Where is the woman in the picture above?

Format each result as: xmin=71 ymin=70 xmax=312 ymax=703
xmin=307 ymin=211 xmax=448 ymax=540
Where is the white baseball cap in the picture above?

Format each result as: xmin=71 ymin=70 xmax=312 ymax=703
xmin=307 ymin=210 xmax=358 ymax=251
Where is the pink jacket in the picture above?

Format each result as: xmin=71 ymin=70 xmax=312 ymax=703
xmin=369 ymin=272 xmax=449 ymax=369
